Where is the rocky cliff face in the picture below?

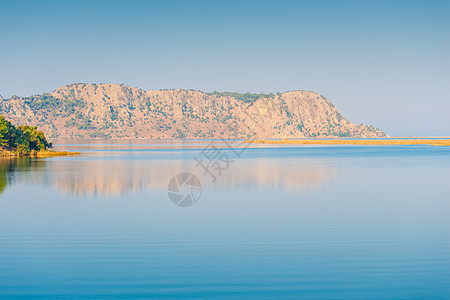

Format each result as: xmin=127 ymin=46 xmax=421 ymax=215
xmin=0 ymin=83 xmax=386 ymax=139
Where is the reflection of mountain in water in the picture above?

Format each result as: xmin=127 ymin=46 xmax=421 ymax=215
xmin=50 ymin=159 xmax=336 ymax=196
xmin=0 ymin=155 xmax=337 ymax=197
xmin=219 ymin=160 xmax=337 ymax=192
xmin=50 ymin=160 xmax=169 ymax=196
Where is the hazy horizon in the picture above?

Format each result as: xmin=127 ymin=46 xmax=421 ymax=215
xmin=1 ymin=0 xmax=449 ymax=136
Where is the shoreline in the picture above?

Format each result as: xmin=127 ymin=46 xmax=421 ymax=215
xmin=1 ymin=150 xmax=81 ymax=158
xmin=48 ymin=136 xmax=450 ymax=141
xmin=47 ymin=137 xmax=450 ymax=147
xmin=246 ymin=138 xmax=450 ymax=146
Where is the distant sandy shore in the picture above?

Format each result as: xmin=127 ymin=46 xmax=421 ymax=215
xmin=246 ymin=139 xmax=450 ymax=146
xmin=0 ymin=150 xmax=81 ymax=157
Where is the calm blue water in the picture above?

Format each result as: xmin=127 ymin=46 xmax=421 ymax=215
xmin=0 ymin=141 xmax=449 ymax=299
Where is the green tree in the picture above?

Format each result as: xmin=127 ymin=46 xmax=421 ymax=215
xmin=17 ymin=125 xmax=53 ymax=152
xmin=0 ymin=115 xmax=53 ymax=154
xmin=0 ymin=115 xmax=18 ymax=149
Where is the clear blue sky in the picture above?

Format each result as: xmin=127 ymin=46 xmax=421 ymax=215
xmin=0 ymin=0 xmax=449 ymax=136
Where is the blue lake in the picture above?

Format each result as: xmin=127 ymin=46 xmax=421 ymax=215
xmin=0 ymin=140 xmax=449 ymax=298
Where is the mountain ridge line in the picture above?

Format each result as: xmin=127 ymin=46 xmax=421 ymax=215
xmin=0 ymin=83 xmax=387 ymax=139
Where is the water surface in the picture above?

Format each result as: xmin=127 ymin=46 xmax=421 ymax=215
xmin=0 ymin=140 xmax=449 ymax=298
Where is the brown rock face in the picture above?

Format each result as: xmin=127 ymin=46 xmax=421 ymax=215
xmin=0 ymin=83 xmax=386 ymax=139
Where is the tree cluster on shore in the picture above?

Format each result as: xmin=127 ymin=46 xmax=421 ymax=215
xmin=0 ymin=115 xmax=52 ymax=155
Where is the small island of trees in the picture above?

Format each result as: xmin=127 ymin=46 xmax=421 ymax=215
xmin=0 ymin=115 xmax=76 ymax=156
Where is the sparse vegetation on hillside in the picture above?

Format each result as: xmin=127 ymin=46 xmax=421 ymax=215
xmin=0 ymin=84 xmax=387 ymax=139
xmin=206 ymin=91 xmax=276 ymax=103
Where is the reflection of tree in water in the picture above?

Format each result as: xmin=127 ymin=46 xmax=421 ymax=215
xmin=0 ymin=158 xmax=45 ymax=195
xmin=0 ymin=162 xmax=8 ymax=194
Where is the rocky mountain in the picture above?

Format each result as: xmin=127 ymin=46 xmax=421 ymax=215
xmin=0 ymin=83 xmax=386 ymax=139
